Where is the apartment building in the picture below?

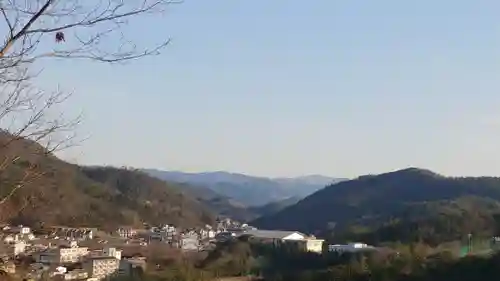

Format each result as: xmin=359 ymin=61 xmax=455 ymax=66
xmin=36 ymin=244 xmax=89 ymax=264
xmin=84 ymin=257 xmax=119 ymax=280
xmin=116 ymin=228 xmax=137 ymax=238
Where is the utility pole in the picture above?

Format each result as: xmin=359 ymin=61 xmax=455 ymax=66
xmin=468 ymin=233 xmax=473 ymax=255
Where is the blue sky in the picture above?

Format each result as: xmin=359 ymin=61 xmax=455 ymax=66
xmin=39 ymin=0 xmax=500 ymax=178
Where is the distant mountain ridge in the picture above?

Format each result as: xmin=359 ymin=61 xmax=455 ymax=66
xmin=274 ymin=175 xmax=336 ymax=186
xmin=142 ymin=169 xmax=346 ymax=206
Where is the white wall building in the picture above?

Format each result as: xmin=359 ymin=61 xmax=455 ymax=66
xmin=36 ymin=244 xmax=89 ymax=264
xmin=7 ymin=241 xmax=26 ymax=256
xmin=20 ymin=226 xmax=31 ymax=235
xmin=239 ymin=230 xmax=307 ymax=241
xmin=328 ymin=243 xmax=375 ymax=253
xmin=117 ymin=228 xmax=137 ymax=238
xmin=13 ymin=241 xmax=26 ymax=255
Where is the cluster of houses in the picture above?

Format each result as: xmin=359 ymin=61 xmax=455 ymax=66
xmin=115 ymin=218 xmax=376 ymax=255
xmin=117 ymin=223 xmax=219 ymax=251
xmin=49 ymin=227 xmax=95 ymax=241
xmin=0 ymin=218 xmax=379 ymax=281
xmin=115 ymin=217 xmax=244 ymax=251
xmin=0 ymin=225 xmax=146 ymax=281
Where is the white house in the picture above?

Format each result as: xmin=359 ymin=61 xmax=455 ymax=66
xmin=8 ymin=241 xmax=26 ymax=256
xmin=21 ymin=226 xmax=30 ymax=235
xmin=117 ymin=228 xmax=137 ymax=238
xmin=179 ymin=233 xmax=200 ymax=251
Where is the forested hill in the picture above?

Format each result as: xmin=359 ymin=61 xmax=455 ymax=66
xmin=252 ymin=168 xmax=500 ymax=244
xmin=0 ymin=133 xmax=215 ymax=229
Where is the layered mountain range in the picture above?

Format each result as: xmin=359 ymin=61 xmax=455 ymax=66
xmin=143 ymin=169 xmax=345 ymax=221
xmin=4 ymin=131 xmax=500 ymax=246
xmin=142 ymin=169 xmax=343 ymax=206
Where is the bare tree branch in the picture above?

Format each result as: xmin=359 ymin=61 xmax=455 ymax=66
xmin=0 ymin=0 xmax=178 ymax=211
xmin=0 ymin=74 xmax=82 ymax=209
xmin=0 ymin=0 xmax=179 ymax=63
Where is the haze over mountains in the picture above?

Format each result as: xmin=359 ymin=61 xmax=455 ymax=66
xmin=143 ymin=169 xmax=346 ymax=206
xmin=6 ymin=128 xmax=500 ymax=249
xmin=0 ymin=130 xmax=346 ymax=228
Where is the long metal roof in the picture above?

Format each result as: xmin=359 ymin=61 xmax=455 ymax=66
xmin=239 ymin=229 xmax=305 ymax=240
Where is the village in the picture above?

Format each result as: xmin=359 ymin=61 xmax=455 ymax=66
xmin=0 ymin=217 xmax=376 ymax=281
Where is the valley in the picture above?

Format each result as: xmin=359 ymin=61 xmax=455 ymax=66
xmin=3 ymin=135 xmax=500 ymax=281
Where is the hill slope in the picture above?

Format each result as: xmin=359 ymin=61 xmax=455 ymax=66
xmin=143 ymin=169 xmax=345 ymax=206
xmin=0 ymin=135 xmax=214 ymax=229
xmin=252 ymin=168 xmax=500 ymax=242
xmin=248 ymin=196 xmax=301 ymax=218
xmin=337 ymin=195 xmax=500 ymax=245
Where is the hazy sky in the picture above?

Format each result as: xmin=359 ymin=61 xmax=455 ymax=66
xmin=38 ymin=0 xmax=500 ymax=178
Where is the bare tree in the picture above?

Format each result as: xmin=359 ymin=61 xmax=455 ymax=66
xmin=0 ymin=0 xmax=177 ymax=210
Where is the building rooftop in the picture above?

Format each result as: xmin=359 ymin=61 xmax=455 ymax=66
xmin=239 ymin=230 xmax=305 ymax=240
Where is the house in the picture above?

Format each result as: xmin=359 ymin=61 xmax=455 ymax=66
xmin=116 ymin=228 xmax=137 ymax=238
xmin=61 ymin=269 xmax=88 ymax=280
xmin=199 ymin=229 xmax=209 ymax=240
xmin=102 ymin=247 xmax=121 ymax=260
xmin=3 ymin=241 xmax=26 ymax=256
xmin=161 ymin=224 xmax=177 ymax=234
xmin=179 ymin=233 xmax=199 ymax=251
xmin=52 ymin=228 xmax=94 ymax=240
xmin=0 ymin=261 xmax=15 ymax=274
xmin=19 ymin=226 xmax=31 ymax=235
xmin=3 ymin=235 xmax=17 ymax=244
